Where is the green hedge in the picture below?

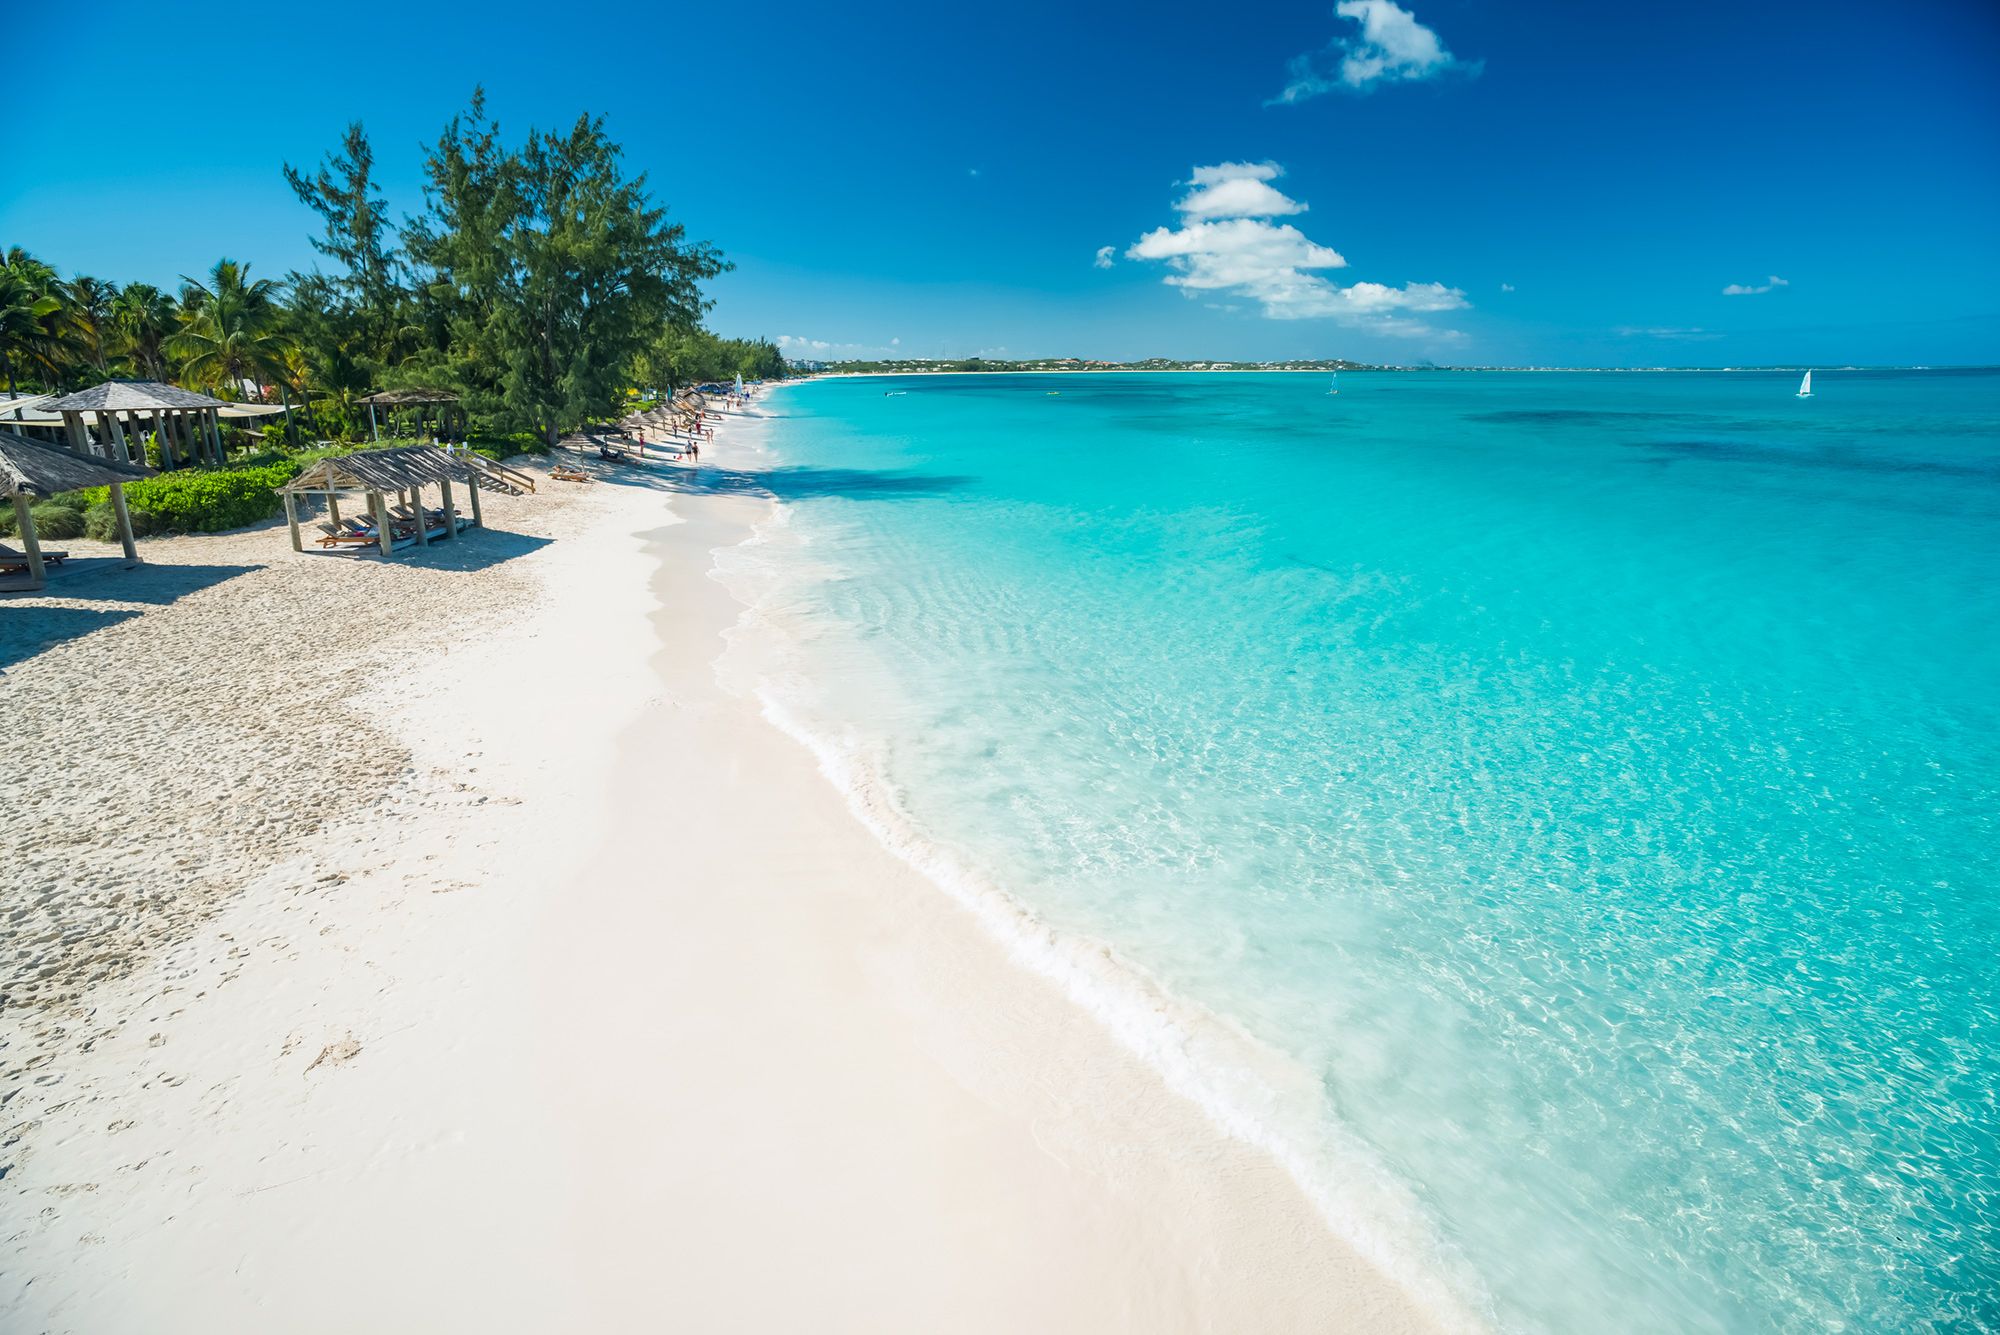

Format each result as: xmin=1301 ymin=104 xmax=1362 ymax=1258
xmin=66 ymin=460 xmax=302 ymax=536
xmin=29 ymin=503 xmax=85 ymax=540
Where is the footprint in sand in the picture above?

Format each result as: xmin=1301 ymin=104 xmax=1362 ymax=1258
xmin=305 ymin=1037 xmax=362 ymax=1074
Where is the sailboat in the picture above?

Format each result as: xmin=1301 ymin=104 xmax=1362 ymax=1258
xmin=1327 ymin=372 xmax=1340 ymax=396
xmin=1796 ymin=370 xmax=1813 ymax=399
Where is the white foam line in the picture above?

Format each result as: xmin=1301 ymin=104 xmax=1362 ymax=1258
xmin=705 ymin=385 xmax=1494 ymax=1331
xmin=750 ymin=688 xmax=1493 ymax=1335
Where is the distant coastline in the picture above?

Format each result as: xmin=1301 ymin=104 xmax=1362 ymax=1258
xmin=795 ymin=361 xmax=1978 ymax=378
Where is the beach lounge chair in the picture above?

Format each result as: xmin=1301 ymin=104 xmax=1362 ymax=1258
xmin=317 ymin=518 xmax=381 ymax=548
xmin=550 ymin=463 xmax=591 ymax=483
xmin=0 ymin=541 xmax=68 ymax=569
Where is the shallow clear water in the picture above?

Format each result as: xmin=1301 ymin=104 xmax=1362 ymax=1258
xmin=723 ymin=371 xmax=2000 ymax=1332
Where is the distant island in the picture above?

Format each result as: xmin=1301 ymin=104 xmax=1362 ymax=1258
xmin=793 ymin=358 xmax=1966 ymax=375
xmin=794 ymin=357 xmax=1374 ymax=375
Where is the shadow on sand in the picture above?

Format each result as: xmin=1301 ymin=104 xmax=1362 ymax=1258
xmin=302 ymin=526 xmax=555 ymax=572
xmin=0 ymin=560 xmax=260 ymax=668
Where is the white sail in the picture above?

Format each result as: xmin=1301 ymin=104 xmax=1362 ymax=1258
xmin=1797 ymin=370 xmax=1812 ymax=398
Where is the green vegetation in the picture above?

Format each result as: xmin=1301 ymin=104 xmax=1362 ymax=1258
xmin=27 ymin=503 xmax=85 ymax=540
xmin=1 ymin=89 xmax=788 ymax=461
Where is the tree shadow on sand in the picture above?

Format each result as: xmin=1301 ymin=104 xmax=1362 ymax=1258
xmin=0 ymin=605 xmax=148 ymax=673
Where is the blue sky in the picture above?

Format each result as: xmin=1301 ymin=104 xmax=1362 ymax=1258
xmin=5 ymin=0 xmax=1997 ymax=366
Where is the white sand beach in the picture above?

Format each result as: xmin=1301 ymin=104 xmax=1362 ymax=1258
xmin=1 ymin=401 xmax=1450 ymax=1333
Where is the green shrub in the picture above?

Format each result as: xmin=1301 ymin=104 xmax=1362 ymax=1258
xmin=468 ymin=431 xmax=548 ymax=462
xmin=68 ymin=461 xmax=299 ymax=535
xmin=130 ymin=464 xmax=298 ymax=533
xmin=28 ymin=503 xmax=85 ymax=540
xmin=82 ymin=502 xmax=164 ymax=541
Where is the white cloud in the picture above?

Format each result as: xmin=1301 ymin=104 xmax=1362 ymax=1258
xmin=1189 ymin=162 xmax=1281 ymax=187
xmin=1094 ymin=245 xmax=1116 ymax=269
xmin=1125 ymin=161 xmax=1466 ymax=337
xmin=1500 ymin=282 xmax=1516 ymax=292
xmin=1721 ymin=274 xmax=1788 ymax=296
xmin=1275 ymin=0 xmax=1473 ymax=102
xmin=1177 ymin=175 xmax=1308 ymax=220
xmin=1614 ymin=326 xmax=1725 ymax=341
xmin=777 ymin=333 xmax=907 ymax=357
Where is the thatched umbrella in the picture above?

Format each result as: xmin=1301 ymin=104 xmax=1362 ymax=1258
xmin=0 ymin=430 xmax=155 ymax=589
xmin=41 ymin=380 xmax=230 ymax=469
xmin=277 ymin=444 xmax=531 ymax=559
xmin=354 ymin=388 xmax=461 ymax=443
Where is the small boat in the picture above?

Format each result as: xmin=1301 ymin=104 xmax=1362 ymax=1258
xmin=1796 ymin=370 xmax=1813 ymax=398
xmin=1328 ymin=373 xmax=1340 ymax=396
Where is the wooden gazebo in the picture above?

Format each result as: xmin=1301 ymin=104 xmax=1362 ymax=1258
xmin=41 ymin=381 xmax=230 ymax=468
xmin=278 ymin=445 xmax=533 ymax=557
xmin=355 ymin=389 xmax=461 ymax=443
xmin=0 ymin=430 xmax=154 ymax=591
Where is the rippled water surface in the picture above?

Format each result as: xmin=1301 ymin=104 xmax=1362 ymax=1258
xmin=728 ymin=371 xmax=2000 ymax=1332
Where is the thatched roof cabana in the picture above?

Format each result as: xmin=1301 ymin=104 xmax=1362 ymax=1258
xmin=41 ymin=380 xmax=231 ymax=469
xmin=0 ymin=430 xmax=155 ymax=591
xmin=354 ymin=388 xmax=461 ymax=442
xmin=355 ymin=389 xmax=460 ymax=406
xmin=277 ymin=445 xmax=529 ymax=558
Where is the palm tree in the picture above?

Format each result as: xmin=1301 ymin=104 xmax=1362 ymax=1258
xmin=0 ymin=248 xmax=67 ymax=396
xmin=64 ymin=274 xmax=120 ymax=375
xmin=110 ymin=283 xmax=177 ymax=380
xmin=167 ymin=260 xmax=292 ymax=402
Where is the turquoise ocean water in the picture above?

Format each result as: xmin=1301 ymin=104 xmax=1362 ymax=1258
xmin=715 ymin=371 xmax=1999 ymax=1332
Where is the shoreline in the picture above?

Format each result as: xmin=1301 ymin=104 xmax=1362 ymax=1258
xmin=1 ymin=399 xmax=1457 ymax=1332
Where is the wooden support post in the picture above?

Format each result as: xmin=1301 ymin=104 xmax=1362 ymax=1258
xmin=372 ymin=491 xmax=393 ymax=556
xmin=62 ymin=410 xmax=89 ymax=456
xmin=411 ymin=482 xmax=433 ymax=545
xmin=369 ymin=402 xmax=380 ymax=441
xmin=107 ymin=483 xmax=139 ymax=566
xmin=467 ymin=476 xmax=483 ymax=528
xmin=102 ymin=410 xmax=132 ymax=464
xmin=208 ymin=409 xmax=224 ymax=464
xmin=328 ymin=491 xmax=340 ymax=526
xmin=9 ymin=494 xmax=45 ymax=589
xmin=155 ymin=409 xmax=176 ymax=468
xmin=439 ymin=477 xmax=457 ymax=539
xmin=284 ymin=490 xmax=302 ymax=552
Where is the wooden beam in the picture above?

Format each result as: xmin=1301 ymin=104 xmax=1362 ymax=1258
xmin=155 ymin=409 xmax=177 ymax=468
xmin=101 ymin=410 xmax=132 ymax=464
xmin=9 ymin=494 xmax=45 ymax=590
xmin=466 ymin=476 xmax=483 ymax=528
xmin=208 ymin=409 xmax=224 ymax=465
xmin=284 ymin=489 xmax=302 ymax=552
xmin=411 ymin=481 xmax=432 ymax=546
xmin=372 ymin=490 xmax=393 ymax=556
xmin=107 ymin=483 xmax=139 ymax=565
xmin=439 ymin=477 xmax=457 ymax=539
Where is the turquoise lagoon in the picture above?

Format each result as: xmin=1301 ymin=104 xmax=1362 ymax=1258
xmin=716 ymin=371 xmax=1999 ymax=1332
